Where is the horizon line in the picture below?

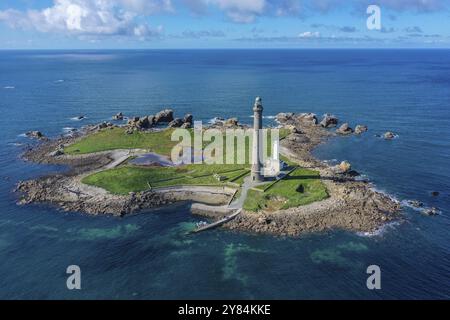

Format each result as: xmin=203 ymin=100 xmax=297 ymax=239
xmin=1 ymin=47 xmax=450 ymax=51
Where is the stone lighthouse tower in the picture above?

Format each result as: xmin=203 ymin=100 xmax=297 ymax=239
xmin=251 ymin=96 xmax=264 ymax=182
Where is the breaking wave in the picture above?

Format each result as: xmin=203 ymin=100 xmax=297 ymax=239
xmin=249 ymin=115 xmax=277 ymax=119
xmin=208 ymin=117 xmax=224 ymax=124
xmin=70 ymin=116 xmax=86 ymax=121
xmin=357 ymin=221 xmax=401 ymax=237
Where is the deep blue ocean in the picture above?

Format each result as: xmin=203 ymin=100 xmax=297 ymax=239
xmin=0 ymin=49 xmax=449 ymax=299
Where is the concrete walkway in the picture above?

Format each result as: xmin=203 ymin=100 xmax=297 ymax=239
xmin=228 ymin=176 xmax=268 ymax=209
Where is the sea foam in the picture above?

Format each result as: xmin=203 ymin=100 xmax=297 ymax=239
xmin=249 ymin=115 xmax=277 ymax=119
xmin=70 ymin=116 xmax=86 ymax=121
xmin=357 ymin=221 xmax=401 ymax=238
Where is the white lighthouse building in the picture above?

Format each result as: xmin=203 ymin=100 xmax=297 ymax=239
xmin=251 ymin=96 xmax=282 ymax=181
xmin=251 ymin=97 xmax=264 ymax=182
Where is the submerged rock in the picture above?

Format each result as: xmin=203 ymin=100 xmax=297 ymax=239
xmin=407 ymin=200 xmax=424 ymax=208
xmin=423 ymin=207 xmax=439 ymax=216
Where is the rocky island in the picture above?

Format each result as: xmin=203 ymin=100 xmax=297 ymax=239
xmin=16 ymin=99 xmax=401 ymax=237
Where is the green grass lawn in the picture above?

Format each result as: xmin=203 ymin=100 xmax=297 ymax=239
xmin=74 ymin=126 xmax=328 ymax=210
xmin=243 ymin=168 xmax=328 ymax=212
xmin=65 ymin=128 xmax=178 ymax=156
xmin=66 ymin=127 xmax=291 ymax=158
xmin=82 ymin=164 xmax=248 ymax=195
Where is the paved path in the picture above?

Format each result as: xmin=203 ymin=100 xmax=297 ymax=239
xmin=228 ymin=176 xmax=266 ymax=209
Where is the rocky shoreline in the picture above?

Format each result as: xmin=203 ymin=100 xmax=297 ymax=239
xmin=225 ymin=113 xmax=402 ymax=236
xmin=16 ymin=111 xmax=402 ymax=236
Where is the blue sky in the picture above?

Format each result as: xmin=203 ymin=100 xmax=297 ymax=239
xmin=0 ymin=0 xmax=449 ymax=49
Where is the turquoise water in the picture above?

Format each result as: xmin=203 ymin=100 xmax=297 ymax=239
xmin=0 ymin=50 xmax=449 ymax=299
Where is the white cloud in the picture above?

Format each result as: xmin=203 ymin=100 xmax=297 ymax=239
xmin=184 ymin=0 xmax=447 ymax=23
xmin=0 ymin=0 xmax=447 ymax=41
xmin=298 ymin=31 xmax=320 ymax=38
xmin=0 ymin=0 xmax=170 ymax=40
xmin=209 ymin=0 xmax=265 ymax=23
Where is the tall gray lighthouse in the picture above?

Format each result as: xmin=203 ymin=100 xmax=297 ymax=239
xmin=251 ymin=97 xmax=264 ymax=182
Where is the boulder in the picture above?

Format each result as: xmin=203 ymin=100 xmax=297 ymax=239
xmin=98 ymin=122 xmax=108 ymax=129
xmin=298 ymin=113 xmax=318 ymax=125
xmin=355 ymin=125 xmax=368 ymax=134
xmin=284 ymin=125 xmax=301 ymax=133
xmin=276 ymin=113 xmax=295 ymax=123
xmin=257 ymin=216 xmax=272 ymax=224
xmin=147 ymin=115 xmax=156 ymax=125
xmin=137 ymin=116 xmax=151 ymax=129
xmin=154 ymin=109 xmax=174 ymax=123
xmin=291 ymin=127 xmax=303 ymax=134
xmin=224 ymin=118 xmax=239 ymax=127
xmin=346 ymin=170 xmax=360 ymax=177
xmin=127 ymin=116 xmax=153 ymax=129
xmin=112 ymin=112 xmax=124 ymax=120
xmin=127 ymin=117 xmax=140 ymax=125
xmin=180 ymin=122 xmax=192 ymax=129
xmin=168 ymin=118 xmax=184 ymax=128
xmin=49 ymin=149 xmax=64 ymax=157
xmin=338 ymin=161 xmax=351 ymax=173
xmin=320 ymin=114 xmax=338 ymax=128
xmin=336 ymin=123 xmax=354 ymax=135
xmin=284 ymin=125 xmax=304 ymax=134
xmin=286 ymin=133 xmax=310 ymax=144
xmin=183 ymin=114 xmax=193 ymax=124
xmin=384 ymin=131 xmax=396 ymax=140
